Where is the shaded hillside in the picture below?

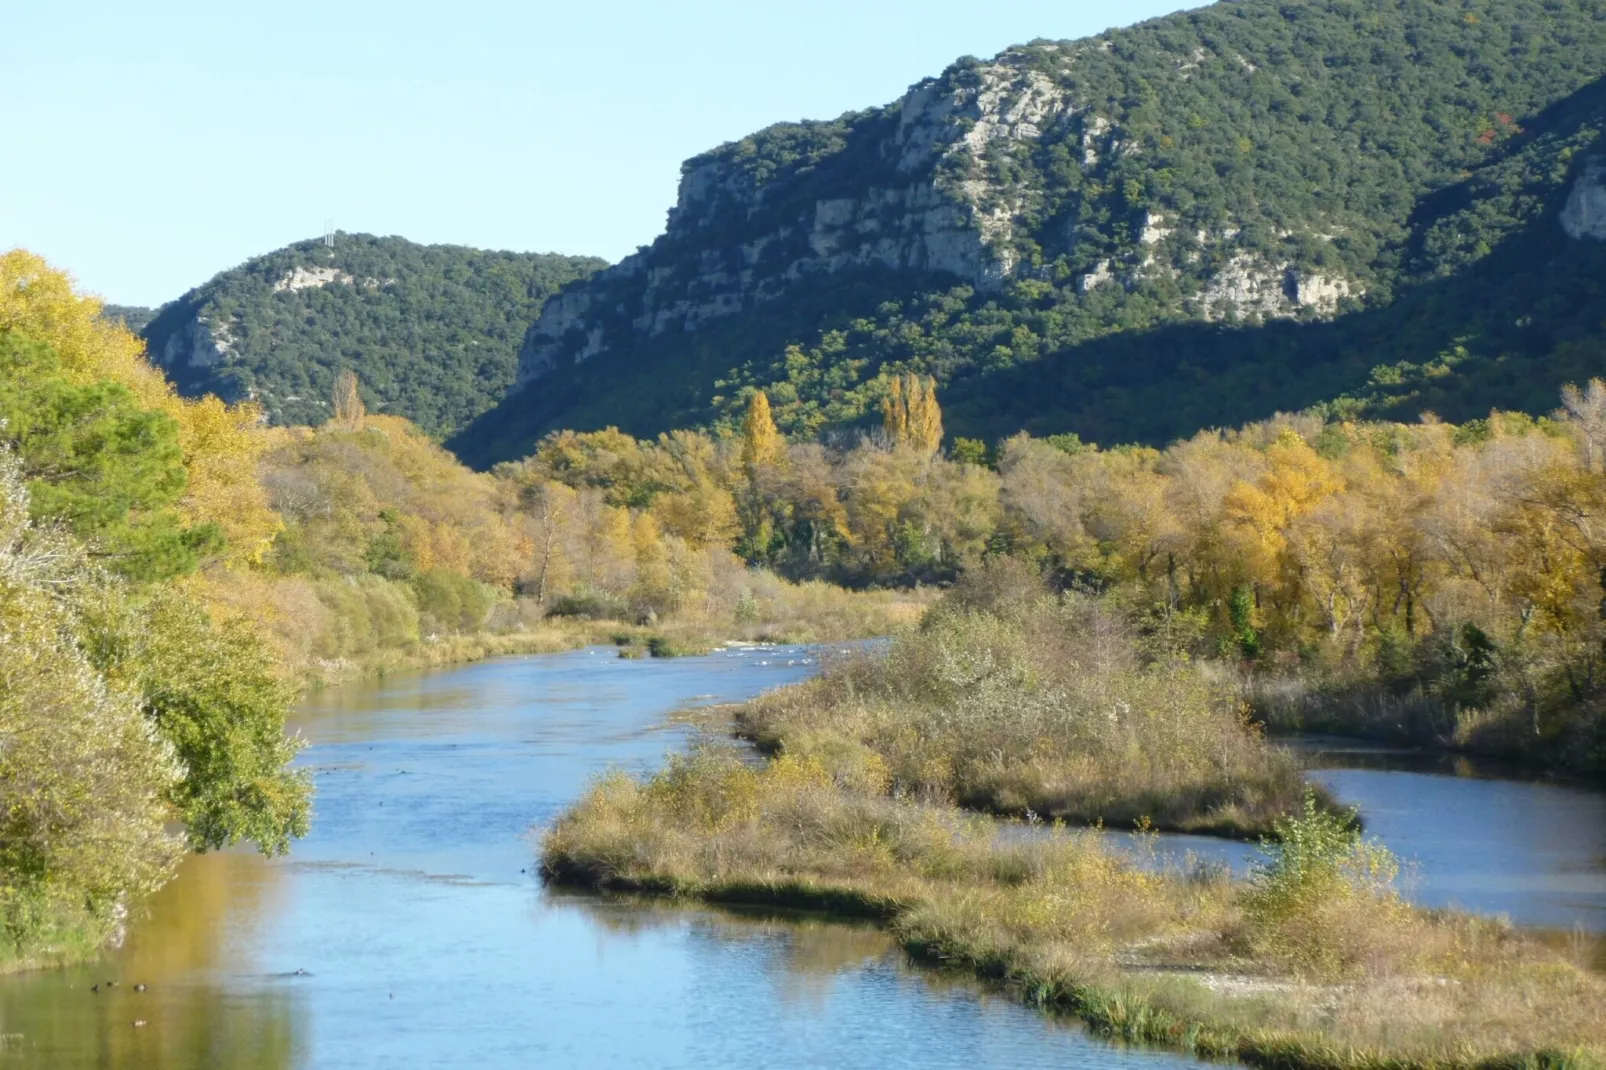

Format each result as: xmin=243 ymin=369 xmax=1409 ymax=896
xmin=101 ymin=304 xmax=155 ymax=333
xmin=143 ymin=235 xmax=605 ymax=436
xmin=454 ymin=0 xmax=1606 ymax=464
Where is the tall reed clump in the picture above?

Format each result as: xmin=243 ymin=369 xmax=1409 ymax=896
xmin=542 ymin=748 xmax=1606 ymax=1068
xmin=739 ymin=561 xmax=1311 ymax=838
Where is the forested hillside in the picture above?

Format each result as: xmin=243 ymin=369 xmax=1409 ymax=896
xmin=143 ymin=235 xmax=604 ymax=437
xmin=455 ymin=0 xmax=1606 ymax=465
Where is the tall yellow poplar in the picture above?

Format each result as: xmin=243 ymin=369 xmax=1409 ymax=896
xmin=740 ymin=391 xmax=785 ymax=472
xmin=332 ymin=369 xmax=366 ymax=432
xmin=881 ymin=373 xmax=943 ymax=454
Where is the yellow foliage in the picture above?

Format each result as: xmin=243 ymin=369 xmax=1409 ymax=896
xmin=740 ymin=391 xmax=786 ymax=472
xmin=881 ymin=373 xmax=944 ymax=454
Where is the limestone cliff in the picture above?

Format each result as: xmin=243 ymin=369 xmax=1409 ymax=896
xmin=513 ymin=43 xmax=1365 ymax=390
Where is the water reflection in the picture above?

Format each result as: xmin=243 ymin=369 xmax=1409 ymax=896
xmin=0 ymin=851 xmax=301 ymax=1068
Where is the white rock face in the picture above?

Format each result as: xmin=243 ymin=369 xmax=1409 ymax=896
xmin=1198 ymin=255 xmax=1289 ymax=320
xmin=1139 ymin=211 xmax=1172 ymax=246
xmin=1196 ymin=257 xmax=1359 ymax=321
xmin=1289 ymin=271 xmax=1355 ymax=315
xmin=517 ymin=57 xmax=1078 ymax=387
xmin=273 ymin=266 xmax=356 ymax=293
xmin=1079 ymin=259 xmax=1116 ymax=294
xmin=1561 ymin=157 xmax=1606 ymax=240
xmin=512 ymin=45 xmax=1360 ymax=389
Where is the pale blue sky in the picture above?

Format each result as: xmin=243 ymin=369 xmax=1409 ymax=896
xmin=3 ymin=1 xmax=1194 ymax=307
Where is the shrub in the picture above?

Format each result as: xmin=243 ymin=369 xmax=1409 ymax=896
xmin=1241 ymin=789 xmax=1409 ymax=978
xmin=743 ymin=587 xmax=1308 ymax=836
xmin=412 ymin=569 xmax=499 ymax=634
xmin=548 ymin=588 xmax=629 ymax=621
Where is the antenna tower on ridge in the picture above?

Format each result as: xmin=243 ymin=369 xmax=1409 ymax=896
xmin=324 ymin=219 xmax=336 ymax=248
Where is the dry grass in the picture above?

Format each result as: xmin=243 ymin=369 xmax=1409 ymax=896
xmin=739 ymin=573 xmax=1310 ymax=838
xmin=542 ymin=746 xmax=1606 ymax=1070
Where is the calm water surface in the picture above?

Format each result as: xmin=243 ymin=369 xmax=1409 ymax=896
xmin=0 ymin=648 xmax=1212 ymax=1070
xmin=1116 ymin=740 xmax=1606 ymax=932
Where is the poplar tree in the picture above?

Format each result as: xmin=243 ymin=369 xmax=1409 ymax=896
xmin=740 ymin=391 xmax=784 ymax=473
xmin=882 ymin=373 xmax=943 ymax=454
xmin=332 ymin=369 xmax=366 ymax=432
xmin=737 ymin=391 xmax=786 ymax=560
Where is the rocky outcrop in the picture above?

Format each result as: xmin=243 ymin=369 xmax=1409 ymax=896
xmin=514 ymin=55 xmax=1091 ymax=388
xmin=272 ymin=266 xmax=355 ymax=293
xmin=512 ymin=42 xmax=1364 ymax=391
xmin=1194 ymin=258 xmax=1359 ymax=322
xmin=1561 ymin=156 xmax=1606 ymax=240
xmin=158 ymin=316 xmax=236 ymax=373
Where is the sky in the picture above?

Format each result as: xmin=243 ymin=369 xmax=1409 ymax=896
xmin=2 ymin=1 xmax=1195 ymax=307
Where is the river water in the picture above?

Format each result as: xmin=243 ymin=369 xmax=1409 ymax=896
xmin=0 ymin=647 xmax=1204 ymax=1069
xmin=1 ymin=646 xmax=1602 ymax=1068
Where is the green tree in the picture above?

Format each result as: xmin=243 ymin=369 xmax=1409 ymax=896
xmin=951 ymin=437 xmax=989 ymax=466
xmin=0 ymin=331 xmax=222 ymax=581
xmin=84 ymin=587 xmax=313 ymax=856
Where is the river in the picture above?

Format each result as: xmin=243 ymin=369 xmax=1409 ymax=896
xmin=0 ymin=646 xmax=1602 ymax=1068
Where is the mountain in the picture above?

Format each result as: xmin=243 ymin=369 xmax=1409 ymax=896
xmin=142 ymin=235 xmax=605 ymax=436
xmin=102 ymin=304 xmax=155 ymax=334
xmin=453 ymin=0 xmax=1606 ymax=466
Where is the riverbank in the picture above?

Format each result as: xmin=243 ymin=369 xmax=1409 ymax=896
xmin=291 ymin=586 xmax=932 ymax=689
xmin=542 ymin=746 xmax=1606 ymax=1070
xmin=1239 ymin=663 xmax=1606 ymax=785
xmin=0 ymin=922 xmax=113 ymax=978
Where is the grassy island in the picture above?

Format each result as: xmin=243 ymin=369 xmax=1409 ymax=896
xmin=543 ymin=571 xmax=1606 ymax=1068
xmin=543 ymin=745 xmax=1605 ymax=1069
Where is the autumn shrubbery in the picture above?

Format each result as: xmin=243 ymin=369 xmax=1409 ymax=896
xmin=739 ymin=561 xmax=1307 ymax=837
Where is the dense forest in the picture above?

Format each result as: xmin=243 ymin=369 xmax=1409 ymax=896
xmin=142 ymin=235 xmax=604 ymax=437
xmin=100 ymin=304 xmax=154 ymax=334
xmin=455 ymin=0 xmax=1606 ymax=464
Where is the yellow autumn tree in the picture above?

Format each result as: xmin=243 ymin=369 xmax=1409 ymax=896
xmin=881 ymin=373 xmax=944 ymax=454
xmin=1223 ymin=431 xmax=1344 ymax=577
xmin=0 ymin=250 xmax=281 ymax=566
xmin=740 ymin=391 xmax=785 ymax=472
